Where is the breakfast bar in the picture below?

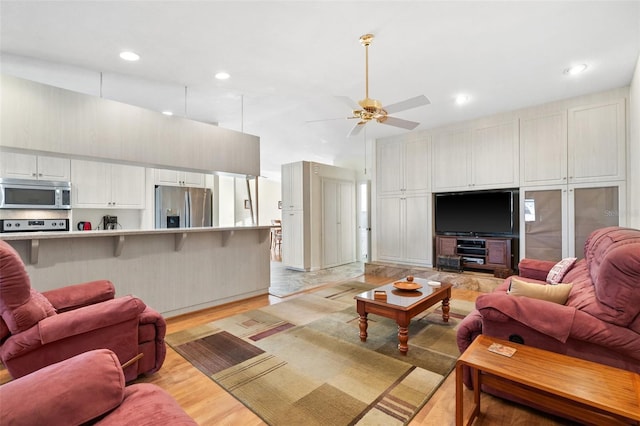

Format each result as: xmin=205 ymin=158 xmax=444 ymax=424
xmin=1 ymin=226 xmax=272 ymax=317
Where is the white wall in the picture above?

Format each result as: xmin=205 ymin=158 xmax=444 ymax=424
xmin=258 ymin=178 xmax=282 ymax=225
xmin=628 ymin=53 xmax=640 ymax=229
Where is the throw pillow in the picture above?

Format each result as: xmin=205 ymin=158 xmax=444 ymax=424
xmin=546 ymin=257 xmax=577 ymax=284
xmin=508 ymin=278 xmax=573 ymax=305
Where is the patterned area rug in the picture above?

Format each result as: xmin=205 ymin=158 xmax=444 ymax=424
xmin=167 ymin=281 xmax=474 ymax=426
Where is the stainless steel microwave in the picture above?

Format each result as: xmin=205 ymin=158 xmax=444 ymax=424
xmin=0 ymin=178 xmax=71 ymax=209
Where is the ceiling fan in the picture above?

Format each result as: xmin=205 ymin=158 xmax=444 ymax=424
xmin=341 ymin=34 xmax=431 ymax=137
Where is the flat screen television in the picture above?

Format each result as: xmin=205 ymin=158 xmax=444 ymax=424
xmin=434 ymin=189 xmax=518 ymax=236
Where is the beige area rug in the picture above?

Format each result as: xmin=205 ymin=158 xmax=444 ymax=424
xmin=167 ymin=281 xmax=474 ymax=425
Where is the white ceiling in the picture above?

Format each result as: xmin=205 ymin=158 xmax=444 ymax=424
xmin=1 ymin=1 xmax=639 ymax=180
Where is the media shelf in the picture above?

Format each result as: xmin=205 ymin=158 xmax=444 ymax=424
xmin=435 ymin=235 xmax=512 ymax=273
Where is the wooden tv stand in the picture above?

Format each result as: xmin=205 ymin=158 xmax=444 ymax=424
xmin=436 ymin=235 xmax=512 ymax=272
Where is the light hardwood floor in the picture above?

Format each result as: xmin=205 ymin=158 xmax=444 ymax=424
xmin=138 ymin=273 xmax=575 ymax=426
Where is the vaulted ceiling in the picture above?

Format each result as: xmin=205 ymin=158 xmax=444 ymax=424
xmin=1 ymin=1 xmax=639 ymax=179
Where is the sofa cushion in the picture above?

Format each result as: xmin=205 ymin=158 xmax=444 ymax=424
xmin=546 ymin=257 xmax=577 ymax=284
xmin=508 ymin=278 xmax=573 ymax=305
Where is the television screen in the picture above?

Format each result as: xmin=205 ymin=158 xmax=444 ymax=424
xmin=434 ymin=190 xmax=517 ymax=236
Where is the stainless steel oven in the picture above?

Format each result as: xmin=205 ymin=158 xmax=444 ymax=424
xmin=0 ymin=178 xmax=71 ymax=210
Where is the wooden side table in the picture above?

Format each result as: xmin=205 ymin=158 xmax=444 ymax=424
xmin=455 ymin=335 xmax=640 ymax=426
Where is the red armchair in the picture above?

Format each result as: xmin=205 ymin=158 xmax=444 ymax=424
xmin=0 ymin=240 xmax=166 ymax=381
xmin=1 ymin=349 xmax=196 ymax=425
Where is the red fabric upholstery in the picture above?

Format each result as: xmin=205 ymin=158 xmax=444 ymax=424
xmin=0 ymin=349 xmax=196 ymax=426
xmin=457 ymin=226 xmax=640 ymax=389
xmin=0 ymin=240 xmax=167 ymax=381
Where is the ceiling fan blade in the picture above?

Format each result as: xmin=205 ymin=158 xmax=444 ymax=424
xmin=378 ymin=115 xmax=420 ymax=130
xmin=348 ymin=122 xmax=366 ymax=137
xmin=336 ymin=96 xmax=360 ymax=111
xmin=384 ymin=95 xmax=431 ymax=114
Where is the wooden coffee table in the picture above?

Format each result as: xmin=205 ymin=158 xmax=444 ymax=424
xmin=354 ymin=279 xmax=452 ymax=354
xmin=456 ymin=335 xmax=640 ymax=426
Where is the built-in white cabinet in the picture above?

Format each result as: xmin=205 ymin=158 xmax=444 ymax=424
xmin=376 ymin=136 xmax=432 ymax=266
xmin=154 ymin=169 xmax=205 ymax=187
xmin=568 ymin=99 xmax=626 ymax=184
xmin=431 ymin=119 xmax=519 ymax=191
xmin=281 ymin=161 xmax=356 ymax=271
xmin=281 ymin=162 xmax=304 ymax=210
xmin=376 ymin=136 xmax=430 ymax=195
xmin=281 ymin=210 xmax=305 ymax=270
xmin=519 ymin=111 xmax=568 ymax=186
xmin=71 ymin=159 xmax=145 ymax=209
xmin=376 ymin=194 xmax=431 ymax=266
xmin=322 ymin=179 xmax=356 ymax=268
xmin=0 ymin=151 xmax=70 ymax=181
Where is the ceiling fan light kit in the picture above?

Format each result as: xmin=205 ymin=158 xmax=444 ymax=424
xmin=345 ymin=34 xmax=430 ymax=137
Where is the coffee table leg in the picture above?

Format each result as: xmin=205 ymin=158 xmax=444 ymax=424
xmin=442 ymin=297 xmax=450 ymax=323
xmin=397 ymin=320 xmax=409 ymax=355
xmin=359 ymin=313 xmax=368 ymax=342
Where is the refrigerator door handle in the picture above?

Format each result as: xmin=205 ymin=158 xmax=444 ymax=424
xmin=184 ymin=190 xmax=191 ymax=228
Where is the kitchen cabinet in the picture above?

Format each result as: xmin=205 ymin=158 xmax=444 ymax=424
xmin=376 ymin=193 xmax=431 ymax=266
xmin=281 ymin=162 xmax=304 ymax=210
xmin=0 ymin=151 xmax=70 ymax=181
xmin=281 ymin=210 xmax=305 ymax=270
xmin=568 ymin=99 xmax=626 ymax=184
xmin=154 ymin=169 xmax=205 ymax=187
xmin=376 ymin=136 xmax=430 ymax=196
xmin=71 ymin=159 xmax=145 ymax=209
xmin=431 ymin=120 xmax=519 ymax=192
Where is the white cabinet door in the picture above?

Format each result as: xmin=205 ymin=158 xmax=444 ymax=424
xmin=376 ymin=196 xmax=403 ymax=262
xmin=471 ymin=120 xmax=519 ymax=189
xmin=282 ymin=210 xmax=304 ymax=270
xmin=568 ymin=99 xmax=626 ymax=183
xmin=377 ymin=137 xmax=429 ymax=195
xmin=71 ymin=160 xmax=111 ymax=207
xmin=0 ymin=152 xmax=70 ymax=181
xmin=0 ymin=151 xmax=38 ymax=179
xmin=72 ymin=159 xmax=145 ymax=208
xmin=281 ymin=162 xmax=304 ymax=210
xmin=432 ymin=129 xmax=471 ymax=191
xmin=37 ymin=156 xmax=71 ymax=181
xmin=111 ymin=164 xmax=145 ymax=208
xmin=322 ymin=179 xmax=355 ymax=268
xmin=403 ymin=194 xmax=431 ymax=265
xmin=520 ymin=112 xmax=568 ymax=186
xmin=155 ymin=169 xmax=204 ymax=187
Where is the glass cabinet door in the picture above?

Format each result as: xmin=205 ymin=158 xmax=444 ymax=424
xmin=571 ymin=185 xmax=621 ymax=258
xmin=522 ymin=189 xmax=565 ymax=261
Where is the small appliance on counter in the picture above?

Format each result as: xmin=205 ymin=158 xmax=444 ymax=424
xmin=77 ymin=221 xmax=92 ymax=231
xmin=102 ymin=215 xmax=118 ymax=230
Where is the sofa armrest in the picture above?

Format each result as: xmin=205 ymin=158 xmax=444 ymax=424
xmin=517 ymin=258 xmax=557 ymax=281
xmin=38 ymin=296 xmax=145 ymax=344
xmin=0 ymin=349 xmax=125 ymax=426
xmin=476 ymin=292 xmax=576 ymax=343
xmin=42 ymin=280 xmax=115 ymax=312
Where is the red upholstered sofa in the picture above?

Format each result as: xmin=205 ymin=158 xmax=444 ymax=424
xmin=457 ymin=226 xmax=640 ymax=388
xmin=0 ymin=349 xmax=197 ymax=425
xmin=0 ymin=240 xmax=166 ymax=382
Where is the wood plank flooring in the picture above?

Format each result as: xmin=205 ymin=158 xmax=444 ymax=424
xmin=138 ymin=274 xmax=575 ymax=426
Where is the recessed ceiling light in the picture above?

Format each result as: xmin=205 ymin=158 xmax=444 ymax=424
xmin=215 ymin=71 xmax=230 ymax=80
xmin=119 ymin=51 xmax=140 ymax=61
xmin=564 ymin=64 xmax=588 ymax=75
xmin=455 ymin=94 xmax=470 ymax=105
xmin=162 ymin=111 xmax=173 ymax=116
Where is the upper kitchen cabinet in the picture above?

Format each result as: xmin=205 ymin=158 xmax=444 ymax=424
xmin=376 ymin=136 xmax=430 ymax=196
xmin=568 ymin=99 xmax=626 ymax=184
xmin=154 ymin=169 xmax=205 ymax=187
xmin=0 ymin=151 xmax=70 ymax=181
xmin=431 ymin=119 xmax=519 ymax=192
xmin=71 ymin=159 xmax=145 ymax=209
xmin=519 ymin=111 xmax=568 ymax=187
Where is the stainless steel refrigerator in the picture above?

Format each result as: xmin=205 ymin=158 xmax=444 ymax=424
xmin=155 ymin=185 xmax=212 ymax=228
